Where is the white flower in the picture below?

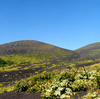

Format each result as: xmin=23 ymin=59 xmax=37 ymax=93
xmin=60 ymin=80 xmax=68 ymax=86
xmin=60 ymin=94 xmax=66 ymax=99
xmin=91 ymin=92 xmax=97 ymax=98
xmin=57 ymin=87 xmax=64 ymax=91
xmin=65 ymin=88 xmax=73 ymax=95
xmin=45 ymin=89 xmax=52 ymax=97
xmin=54 ymin=90 xmax=61 ymax=96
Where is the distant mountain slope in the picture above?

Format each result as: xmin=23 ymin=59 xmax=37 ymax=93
xmin=0 ymin=40 xmax=79 ymax=60
xmin=75 ymin=42 xmax=100 ymax=59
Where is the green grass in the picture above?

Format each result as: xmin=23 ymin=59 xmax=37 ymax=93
xmin=0 ymin=85 xmax=14 ymax=93
xmin=0 ymin=54 xmax=100 ymax=72
xmin=75 ymin=42 xmax=100 ymax=59
xmin=0 ymin=83 xmax=4 ymax=87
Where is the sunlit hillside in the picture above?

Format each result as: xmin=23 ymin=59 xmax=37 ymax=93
xmin=0 ymin=40 xmax=79 ymax=60
xmin=75 ymin=42 xmax=100 ymax=59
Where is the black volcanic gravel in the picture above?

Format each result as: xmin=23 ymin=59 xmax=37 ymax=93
xmin=0 ymin=91 xmax=42 ymax=99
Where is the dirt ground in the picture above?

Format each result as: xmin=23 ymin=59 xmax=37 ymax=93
xmin=0 ymin=91 xmax=42 ymax=99
xmin=0 ymin=91 xmax=87 ymax=99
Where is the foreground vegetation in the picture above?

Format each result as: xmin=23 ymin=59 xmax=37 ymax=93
xmin=0 ymin=53 xmax=100 ymax=98
xmin=0 ymin=62 xmax=99 ymax=99
xmin=0 ymin=54 xmax=100 ymax=73
xmin=14 ymin=64 xmax=100 ymax=99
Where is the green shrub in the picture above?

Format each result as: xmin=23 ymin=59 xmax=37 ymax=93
xmin=59 ymin=70 xmax=76 ymax=82
xmin=27 ymin=84 xmax=40 ymax=93
xmin=0 ymin=58 xmax=7 ymax=67
xmin=15 ymin=79 xmax=30 ymax=92
xmin=30 ymin=71 xmax=56 ymax=82
xmin=6 ymin=60 xmax=14 ymax=65
xmin=96 ymin=75 xmax=100 ymax=88
xmin=13 ymin=65 xmax=100 ymax=99
xmin=14 ymin=71 xmax=57 ymax=93
xmin=71 ymin=79 xmax=88 ymax=91
xmin=41 ymin=78 xmax=73 ymax=99
xmin=68 ymin=59 xmax=73 ymax=62
xmin=0 ymin=58 xmax=14 ymax=67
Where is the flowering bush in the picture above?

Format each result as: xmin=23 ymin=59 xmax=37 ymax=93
xmin=14 ymin=65 xmax=100 ymax=99
xmin=41 ymin=78 xmax=73 ymax=99
xmin=71 ymin=79 xmax=88 ymax=91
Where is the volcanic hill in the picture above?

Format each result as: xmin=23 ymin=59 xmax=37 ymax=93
xmin=76 ymin=42 xmax=100 ymax=59
xmin=0 ymin=40 xmax=79 ymax=60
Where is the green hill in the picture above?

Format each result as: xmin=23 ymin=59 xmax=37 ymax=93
xmin=75 ymin=42 xmax=100 ymax=59
xmin=0 ymin=40 xmax=79 ymax=61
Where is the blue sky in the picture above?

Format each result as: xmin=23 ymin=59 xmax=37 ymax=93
xmin=0 ymin=0 xmax=100 ymax=50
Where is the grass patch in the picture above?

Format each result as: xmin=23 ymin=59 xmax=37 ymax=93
xmin=0 ymin=84 xmax=4 ymax=87
xmin=0 ymin=85 xmax=14 ymax=93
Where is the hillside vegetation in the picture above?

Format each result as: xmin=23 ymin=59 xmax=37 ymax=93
xmin=0 ymin=40 xmax=79 ymax=60
xmin=76 ymin=42 xmax=100 ymax=59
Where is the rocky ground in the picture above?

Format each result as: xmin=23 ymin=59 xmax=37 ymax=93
xmin=0 ymin=90 xmax=87 ymax=99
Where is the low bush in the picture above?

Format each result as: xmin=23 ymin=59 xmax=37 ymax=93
xmin=14 ymin=65 xmax=100 ymax=99
xmin=0 ymin=58 xmax=14 ymax=67
xmin=41 ymin=78 xmax=73 ymax=99
xmin=27 ymin=84 xmax=40 ymax=93
xmin=0 ymin=58 xmax=7 ymax=67
xmin=15 ymin=79 xmax=31 ymax=92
